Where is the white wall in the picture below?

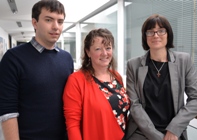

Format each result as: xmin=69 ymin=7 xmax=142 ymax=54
xmin=0 ymin=27 xmax=9 ymax=49
xmin=0 ymin=27 xmax=9 ymax=62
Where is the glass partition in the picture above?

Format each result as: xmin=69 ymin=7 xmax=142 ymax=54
xmin=63 ymin=30 xmax=76 ymax=62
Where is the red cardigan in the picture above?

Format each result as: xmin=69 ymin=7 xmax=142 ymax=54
xmin=63 ymin=70 xmax=124 ymax=140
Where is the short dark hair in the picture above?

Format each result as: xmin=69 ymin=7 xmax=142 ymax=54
xmin=81 ymin=28 xmax=116 ymax=76
xmin=32 ymin=0 xmax=65 ymax=21
xmin=141 ymin=14 xmax=174 ymax=50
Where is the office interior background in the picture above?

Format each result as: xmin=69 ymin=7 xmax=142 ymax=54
xmin=0 ymin=0 xmax=197 ymax=139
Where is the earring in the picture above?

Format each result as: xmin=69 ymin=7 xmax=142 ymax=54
xmin=108 ymin=61 xmax=111 ymax=68
xmin=86 ymin=57 xmax=91 ymax=67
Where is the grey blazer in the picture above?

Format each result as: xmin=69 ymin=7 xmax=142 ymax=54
xmin=126 ymin=50 xmax=197 ymax=140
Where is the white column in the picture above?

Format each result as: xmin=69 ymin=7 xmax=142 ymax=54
xmin=117 ymin=0 xmax=125 ymax=84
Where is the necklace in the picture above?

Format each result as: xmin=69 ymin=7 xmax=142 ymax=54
xmin=151 ymin=60 xmax=165 ymax=78
xmin=92 ymin=71 xmax=114 ymax=82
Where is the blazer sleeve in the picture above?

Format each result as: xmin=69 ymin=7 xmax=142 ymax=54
xmin=126 ymin=60 xmax=164 ymax=140
xmin=63 ymin=73 xmax=83 ymax=140
xmin=166 ymin=53 xmax=197 ymax=137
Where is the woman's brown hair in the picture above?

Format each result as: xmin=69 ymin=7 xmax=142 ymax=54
xmin=80 ymin=28 xmax=117 ymax=78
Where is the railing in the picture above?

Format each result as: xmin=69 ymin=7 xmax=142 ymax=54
xmin=188 ymin=125 xmax=197 ymax=140
xmin=0 ymin=123 xmax=4 ymax=140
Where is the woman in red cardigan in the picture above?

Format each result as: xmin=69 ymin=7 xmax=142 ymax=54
xmin=63 ymin=28 xmax=130 ymax=140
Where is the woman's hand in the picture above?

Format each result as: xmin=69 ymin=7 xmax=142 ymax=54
xmin=163 ymin=131 xmax=178 ymax=140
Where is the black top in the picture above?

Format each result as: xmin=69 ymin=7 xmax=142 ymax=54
xmin=143 ymin=53 xmax=175 ymax=134
xmin=93 ymin=76 xmax=130 ymax=133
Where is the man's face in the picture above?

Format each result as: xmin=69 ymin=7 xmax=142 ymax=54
xmin=32 ymin=8 xmax=65 ymax=49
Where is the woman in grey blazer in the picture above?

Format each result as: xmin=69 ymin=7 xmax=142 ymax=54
xmin=126 ymin=14 xmax=197 ymax=140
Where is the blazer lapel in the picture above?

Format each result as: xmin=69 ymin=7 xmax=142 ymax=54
xmin=138 ymin=53 xmax=148 ymax=108
xmin=168 ymin=51 xmax=179 ymax=113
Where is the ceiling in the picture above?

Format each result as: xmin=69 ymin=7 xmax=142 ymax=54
xmin=0 ymin=0 xmax=110 ymax=42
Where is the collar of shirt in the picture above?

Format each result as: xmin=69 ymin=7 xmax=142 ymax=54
xmin=30 ymin=37 xmax=59 ymax=53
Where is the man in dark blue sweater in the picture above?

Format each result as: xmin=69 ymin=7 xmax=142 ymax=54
xmin=0 ymin=1 xmax=73 ymax=140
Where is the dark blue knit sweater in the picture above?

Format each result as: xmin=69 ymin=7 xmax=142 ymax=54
xmin=0 ymin=42 xmax=73 ymax=140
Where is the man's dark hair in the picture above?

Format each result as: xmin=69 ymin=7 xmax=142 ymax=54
xmin=32 ymin=0 xmax=65 ymax=21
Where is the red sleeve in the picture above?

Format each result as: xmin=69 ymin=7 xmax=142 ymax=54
xmin=63 ymin=73 xmax=82 ymax=140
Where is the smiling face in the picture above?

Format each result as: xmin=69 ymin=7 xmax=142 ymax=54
xmin=146 ymin=23 xmax=168 ymax=51
xmin=32 ymin=8 xmax=64 ymax=49
xmin=86 ymin=36 xmax=113 ymax=71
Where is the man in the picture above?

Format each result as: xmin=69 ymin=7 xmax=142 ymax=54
xmin=0 ymin=1 xmax=73 ymax=140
